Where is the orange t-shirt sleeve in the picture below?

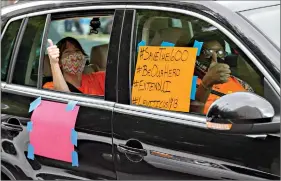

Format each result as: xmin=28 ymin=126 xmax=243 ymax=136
xmin=43 ymin=82 xmax=54 ymax=90
xmin=42 ymin=72 xmax=105 ymax=96
xmin=81 ymin=71 xmax=105 ymax=96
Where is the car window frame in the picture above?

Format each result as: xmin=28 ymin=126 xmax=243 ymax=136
xmin=1 ymin=4 xmax=127 ymax=108
xmin=11 ymin=15 xmax=48 ymax=87
xmin=1 ymin=17 xmax=23 ymax=82
xmin=2 ymin=17 xmax=28 ymax=84
xmin=129 ymin=5 xmax=280 ymax=94
xmin=37 ymin=14 xmax=51 ymax=89
xmin=115 ymin=5 xmax=280 ymax=133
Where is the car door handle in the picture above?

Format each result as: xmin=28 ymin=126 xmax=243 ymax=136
xmin=117 ymin=144 xmax=147 ymax=157
xmin=1 ymin=122 xmax=23 ymax=132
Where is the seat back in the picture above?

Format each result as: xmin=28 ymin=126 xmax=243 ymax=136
xmin=90 ymin=44 xmax=108 ymax=72
xmin=150 ymin=27 xmax=190 ymax=46
xmin=142 ymin=17 xmax=170 ymax=44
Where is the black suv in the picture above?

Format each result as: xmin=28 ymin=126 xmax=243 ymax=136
xmin=1 ymin=1 xmax=280 ymax=180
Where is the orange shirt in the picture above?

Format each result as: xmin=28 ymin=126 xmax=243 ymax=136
xmin=43 ymin=71 xmax=105 ymax=96
xmin=197 ymin=76 xmax=246 ymax=114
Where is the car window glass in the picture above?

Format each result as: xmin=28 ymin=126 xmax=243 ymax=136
xmin=240 ymin=5 xmax=280 ymax=49
xmin=1 ymin=19 xmax=22 ymax=82
xmin=42 ymin=15 xmax=113 ymax=98
xmin=131 ymin=10 xmax=265 ymax=115
xmin=12 ymin=15 xmax=46 ymax=87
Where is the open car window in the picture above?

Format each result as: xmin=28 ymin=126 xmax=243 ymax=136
xmin=42 ymin=14 xmax=114 ymax=98
xmin=130 ymin=9 xmax=265 ymax=115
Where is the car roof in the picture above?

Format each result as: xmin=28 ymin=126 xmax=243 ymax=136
xmin=215 ymin=1 xmax=280 ymax=12
xmin=1 ymin=1 xmax=73 ymax=15
xmin=3 ymin=0 xmax=280 ymax=16
xmin=1 ymin=0 xmax=216 ymax=16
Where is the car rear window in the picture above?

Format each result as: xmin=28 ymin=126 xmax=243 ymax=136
xmin=1 ymin=19 xmax=22 ymax=82
xmin=240 ymin=5 xmax=280 ymax=49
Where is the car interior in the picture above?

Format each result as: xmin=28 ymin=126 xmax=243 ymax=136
xmin=42 ymin=15 xmax=111 ymax=88
xmin=38 ymin=12 xmax=263 ymax=98
xmin=136 ymin=14 xmax=264 ymax=96
xmin=43 ymin=43 xmax=109 ymax=82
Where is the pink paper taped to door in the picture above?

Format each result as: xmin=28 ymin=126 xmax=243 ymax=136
xmin=30 ymin=100 xmax=79 ymax=162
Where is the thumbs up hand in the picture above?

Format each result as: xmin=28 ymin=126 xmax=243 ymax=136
xmin=202 ymin=51 xmax=231 ymax=88
xmin=47 ymin=39 xmax=60 ymax=65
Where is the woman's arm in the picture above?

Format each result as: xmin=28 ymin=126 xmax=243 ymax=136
xmin=47 ymin=39 xmax=70 ymax=92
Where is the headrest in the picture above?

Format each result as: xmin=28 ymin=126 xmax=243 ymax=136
xmin=90 ymin=44 xmax=108 ymax=72
xmin=142 ymin=17 xmax=170 ymax=44
xmin=223 ymin=54 xmax=238 ymax=68
xmin=149 ymin=17 xmax=169 ymax=31
xmin=150 ymin=27 xmax=188 ymax=46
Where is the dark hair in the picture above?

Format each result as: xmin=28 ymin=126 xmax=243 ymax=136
xmin=56 ymin=37 xmax=87 ymax=60
xmin=187 ymin=31 xmax=226 ymax=48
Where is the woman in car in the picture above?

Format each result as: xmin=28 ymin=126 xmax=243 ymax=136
xmin=43 ymin=37 xmax=105 ymax=96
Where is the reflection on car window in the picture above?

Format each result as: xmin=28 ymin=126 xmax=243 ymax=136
xmin=240 ymin=5 xmax=280 ymax=49
xmin=1 ymin=19 xmax=22 ymax=82
xmin=131 ymin=10 xmax=265 ymax=115
xmin=43 ymin=15 xmax=114 ymax=98
xmin=12 ymin=15 xmax=46 ymax=87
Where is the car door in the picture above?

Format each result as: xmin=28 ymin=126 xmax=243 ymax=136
xmin=111 ymin=3 xmax=280 ymax=180
xmin=1 ymin=5 xmax=125 ymax=180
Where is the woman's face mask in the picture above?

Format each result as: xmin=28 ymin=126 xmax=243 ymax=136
xmin=61 ymin=51 xmax=86 ymax=75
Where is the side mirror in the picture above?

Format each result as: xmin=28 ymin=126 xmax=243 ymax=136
xmin=206 ymin=92 xmax=279 ymax=134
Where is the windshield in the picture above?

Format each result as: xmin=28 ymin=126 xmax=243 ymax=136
xmin=240 ymin=5 xmax=280 ymax=49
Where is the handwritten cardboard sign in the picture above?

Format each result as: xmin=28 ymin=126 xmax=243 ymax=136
xmin=132 ymin=46 xmax=197 ymax=112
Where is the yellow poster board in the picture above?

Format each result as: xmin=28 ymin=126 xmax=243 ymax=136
xmin=132 ymin=46 xmax=197 ymax=112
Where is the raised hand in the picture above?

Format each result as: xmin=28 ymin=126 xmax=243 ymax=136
xmin=202 ymin=51 xmax=231 ymax=87
xmin=47 ymin=39 xmax=60 ymax=65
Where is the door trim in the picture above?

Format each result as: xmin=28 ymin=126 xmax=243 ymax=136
xmin=114 ymin=103 xmax=206 ymax=129
xmin=1 ymin=83 xmax=115 ymax=111
xmin=1 ymin=165 xmax=17 ymax=180
xmin=20 ymin=5 xmax=126 ymax=18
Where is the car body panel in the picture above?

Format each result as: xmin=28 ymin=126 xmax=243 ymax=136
xmin=216 ymin=1 xmax=280 ymax=13
xmin=1 ymin=91 xmax=116 ymax=180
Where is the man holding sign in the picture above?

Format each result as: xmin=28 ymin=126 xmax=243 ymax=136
xmin=132 ymin=31 xmax=253 ymax=115
xmin=189 ymin=32 xmax=254 ymax=114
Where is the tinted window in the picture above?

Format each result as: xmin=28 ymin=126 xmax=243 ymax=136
xmin=1 ymin=19 xmax=22 ymax=81
xmin=131 ymin=10 xmax=265 ymax=115
xmin=12 ymin=15 xmax=46 ymax=87
xmin=240 ymin=5 xmax=280 ymax=48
